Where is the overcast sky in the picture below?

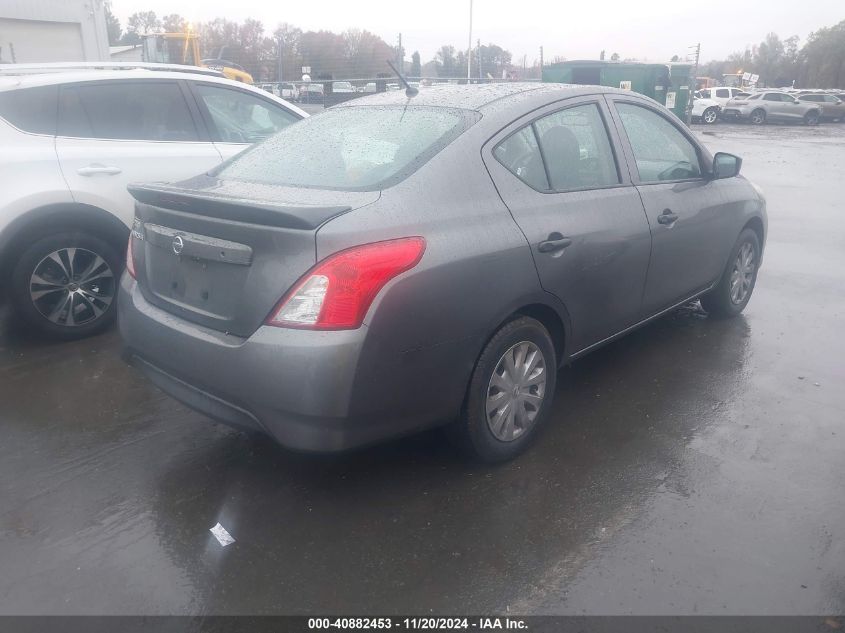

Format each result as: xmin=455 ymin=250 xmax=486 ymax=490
xmin=114 ymin=0 xmax=844 ymax=66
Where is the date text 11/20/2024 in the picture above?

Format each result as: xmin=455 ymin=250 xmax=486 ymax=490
xmin=307 ymin=618 xmax=529 ymax=630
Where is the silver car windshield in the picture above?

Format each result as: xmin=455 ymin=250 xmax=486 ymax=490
xmin=215 ymin=105 xmax=479 ymax=191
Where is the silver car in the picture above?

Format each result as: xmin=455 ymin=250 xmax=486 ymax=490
xmin=722 ymin=90 xmax=822 ymax=125
xmin=119 ymin=84 xmax=767 ymax=462
xmin=798 ymin=93 xmax=845 ymax=122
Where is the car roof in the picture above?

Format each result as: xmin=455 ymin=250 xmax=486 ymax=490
xmin=336 ymin=82 xmax=625 ymax=112
xmin=1 ymin=68 xmax=246 ymax=92
xmin=0 ymin=68 xmax=308 ymax=117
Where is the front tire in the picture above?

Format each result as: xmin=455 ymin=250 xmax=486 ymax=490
xmin=804 ymin=111 xmax=820 ymax=125
xmin=703 ymin=107 xmax=719 ymax=124
xmin=10 ymin=231 xmax=122 ymax=339
xmin=454 ymin=316 xmax=557 ymax=462
xmin=700 ymin=228 xmax=761 ymax=318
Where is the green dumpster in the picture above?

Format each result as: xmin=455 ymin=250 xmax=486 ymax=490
xmin=543 ymin=60 xmax=692 ymax=123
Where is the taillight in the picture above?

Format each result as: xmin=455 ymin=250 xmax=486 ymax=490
xmin=266 ymin=237 xmax=426 ymax=330
xmin=126 ymin=237 xmax=137 ymax=279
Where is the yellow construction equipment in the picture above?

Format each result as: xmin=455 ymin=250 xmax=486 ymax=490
xmin=141 ymin=32 xmax=254 ymax=84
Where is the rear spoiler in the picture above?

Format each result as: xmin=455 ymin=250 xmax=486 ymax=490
xmin=128 ymin=183 xmax=351 ymax=230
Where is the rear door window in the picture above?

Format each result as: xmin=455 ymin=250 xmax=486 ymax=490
xmin=615 ymin=102 xmax=702 ymax=183
xmin=0 ymin=85 xmax=58 ymax=135
xmin=58 ymin=81 xmax=199 ymax=141
xmin=494 ymin=126 xmax=548 ymax=191
xmin=192 ymin=84 xmax=301 ymax=143
xmin=715 ymin=89 xmax=730 ymax=98
xmin=533 ymin=103 xmax=619 ymax=190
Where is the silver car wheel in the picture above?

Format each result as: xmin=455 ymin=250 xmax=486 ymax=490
xmin=750 ymin=110 xmax=765 ymax=124
xmin=29 ymin=248 xmax=115 ymax=327
xmin=704 ymin=108 xmax=718 ymax=124
xmin=486 ymin=341 xmax=547 ymax=442
xmin=729 ymin=242 xmax=755 ymax=305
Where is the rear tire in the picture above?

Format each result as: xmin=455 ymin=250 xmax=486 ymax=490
xmin=10 ymin=231 xmax=122 ymax=340
xmin=804 ymin=111 xmax=820 ymax=125
xmin=750 ymin=109 xmax=766 ymax=125
xmin=700 ymin=228 xmax=761 ymax=318
xmin=703 ymin=107 xmax=719 ymax=124
xmin=453 ymin=317 xmax=557 ymax=462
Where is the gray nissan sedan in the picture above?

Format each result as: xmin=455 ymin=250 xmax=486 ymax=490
xmin=119 ymin=83 xmax=766 ymax=462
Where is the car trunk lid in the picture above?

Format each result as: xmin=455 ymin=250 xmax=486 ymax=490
xmin=128 ymin=175 xmax=379 ymax=337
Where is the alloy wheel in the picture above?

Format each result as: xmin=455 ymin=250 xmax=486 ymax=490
xmin=486 ymin=341 xmax=547 ymax=442
xmin=28 ymin=248 xmax=115 ymax=327
xmin=729 ymin=242 xmax=756 ymax=305
xmin=704 ymin=108 xmax=718 ymax=124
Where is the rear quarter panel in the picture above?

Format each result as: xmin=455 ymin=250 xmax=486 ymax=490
xmin=0 ymin=120 xmax=73 ymax=251
xmin=314 ymin=129 xmax=558 ymax=427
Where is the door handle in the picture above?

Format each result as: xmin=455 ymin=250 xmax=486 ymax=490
xmin=77 ymin=165 xmax=122 ymax=177
xmin=657 ymin=209 xmax=679 ymax=225
xmin=538 ymin=233 xmax=573 ymax=253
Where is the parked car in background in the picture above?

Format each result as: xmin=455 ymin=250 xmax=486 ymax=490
xmin=331 ymin=81 xmax=356 ymax=94
xmin=298 ymin=82 xmax=324 ymax=103
xmin=698 ymin=87 xmax=751 ymax=108
xmin=0 ymin=66 xmax=306 ymax=338
xmin=722 ymin=91 xmax=822 ymax=125
xmin=258 ymin=83 xmax=279 ymax=96
xmin=691 ymin=92 xmax=721 ymax=124
xmin=119 ymin=83 xmax=766 ymax=462
xmin=797 ymin=93 xmax=845 ymax=122
xmin=279 ymin=82 xmax=298 ymax=100
xmin=358 ymin=82 xmax=377 ymax=94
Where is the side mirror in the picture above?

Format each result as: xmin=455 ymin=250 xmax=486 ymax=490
xmin=712 ymin=152 xmax=742 ymax=179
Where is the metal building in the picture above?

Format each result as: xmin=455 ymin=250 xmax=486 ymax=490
xmin=0 ymin=0 xmax=109 ymax=63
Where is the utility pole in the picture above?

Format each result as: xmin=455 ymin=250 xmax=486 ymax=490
xmin=467 ymin=0 xmax=473 ymax=80
xmin=277 ymin=34 xmax=283 ymax=83
xmin=397 ymin=33 xmax=403 ymax=71
xmin=477 ymin=38 xmax=481 ymax=80
xmin=539 ymin=46 xmax=544 ymax=79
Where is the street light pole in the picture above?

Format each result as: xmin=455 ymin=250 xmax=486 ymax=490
xmin=467 ymin=0 xmax=473 ymax=81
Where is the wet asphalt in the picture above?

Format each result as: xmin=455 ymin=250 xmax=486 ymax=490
xmin=1 ymin=123 xmax=844 ymax=616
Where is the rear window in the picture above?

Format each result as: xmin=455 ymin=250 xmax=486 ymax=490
xmin=215 ymin=106 xmax=479 ymax=191
xmin=0 ymin=86 xmax=58 ymax=135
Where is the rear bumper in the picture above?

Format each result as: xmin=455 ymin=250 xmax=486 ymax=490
xmin=118 ymin=274 xmax=394 ymax=452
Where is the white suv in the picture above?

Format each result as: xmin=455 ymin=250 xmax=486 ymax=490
xmin=698 ymin=87 xmax=751 ymax=108
xmin=0 ymin=67 xmax=306 ymax=338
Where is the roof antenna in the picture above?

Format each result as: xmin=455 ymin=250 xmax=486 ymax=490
xmin=386 ymin=59 xmax=418 ymax=98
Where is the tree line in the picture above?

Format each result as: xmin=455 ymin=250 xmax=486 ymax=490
xmin=107 ymin=5 xmax=843 ymax=88
xmin=699 ymin=22 xmax=845 ymax=88
xmin=104 ymin=3 xmax=517 ymax=82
